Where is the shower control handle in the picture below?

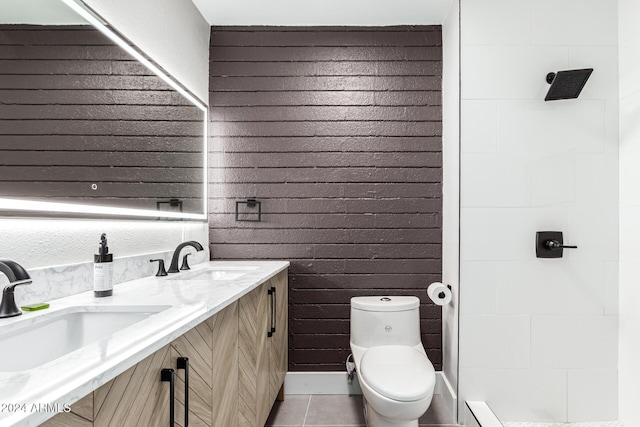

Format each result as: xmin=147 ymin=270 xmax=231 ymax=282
xmin=545 ymin=240 xmax=577 ymax=250
xmin=535 ymin=231 xmax=577 ymax=258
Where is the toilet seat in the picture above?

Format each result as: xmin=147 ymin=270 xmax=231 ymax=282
xmin=359 ymin=345 xmax=435 ymax=402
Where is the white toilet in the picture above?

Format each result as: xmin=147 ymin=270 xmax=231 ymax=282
xmin=350 ymin=296 xmax=436 ymax=427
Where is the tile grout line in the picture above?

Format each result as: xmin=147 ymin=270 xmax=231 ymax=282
xmin=302 ymin=394 xmax=312 ymax=427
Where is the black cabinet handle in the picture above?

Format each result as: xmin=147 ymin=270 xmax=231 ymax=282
xmin=271 ymin=286 xmax=277 ymax=334
xmin=177 ymin=357 xmax=189 ymax=427
xmin=267 ymin=288 xmax=274 ymax=338
xmin=160 ymin=368 xmax=175 ymax=427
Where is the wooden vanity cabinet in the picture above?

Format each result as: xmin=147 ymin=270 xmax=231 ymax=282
xmin=238 ymin=271 xmax=288 ymax=427
xmin=41 ymin=270 xmax=287 ymax=427
xmin=93 ymin=302 xmax=238 ymax=427
xmin=171 ymin=316 xmax=216 ymax=427
xmin=41 ymin=303 xmax=237 ymax=427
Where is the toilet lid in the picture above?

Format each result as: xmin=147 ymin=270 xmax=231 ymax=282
xmin=360 ymin=346 xmax=435 ymax=402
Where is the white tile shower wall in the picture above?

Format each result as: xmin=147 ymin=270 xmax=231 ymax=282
xmin=461 ymin=369 xmax=567 ymax=421
xmin=531 ymin=0 xmax=617 ymax=47
xmin=459 ymin=315 xmax=530 ymax=369
xmin=530 ymin=316 xmax=617 ymax=369
xmin=459 ymin=0 xmax=618 ymax=422
xmin=495 ymin=261 xmax=606 ymax=315
xmin=497 ymin=100 xmax=606 ymax=153
xmin=459 ymin=0 xmax=531 ymax=46
xmin=618 ymin=0 xmax=640 ymax=425
xmin=567 ymin=369 xmax=618 ymax=422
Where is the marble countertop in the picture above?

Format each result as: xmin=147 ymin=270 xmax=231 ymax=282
xmin=0 ymin=260 xmax=289 ymax=427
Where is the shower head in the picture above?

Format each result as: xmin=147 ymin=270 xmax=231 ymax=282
xmin=544 ymin=68 xmax=593 ymax=101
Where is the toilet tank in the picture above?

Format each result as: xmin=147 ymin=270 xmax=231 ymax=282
xmin=350 ymin=296 xmax=421 ymax=348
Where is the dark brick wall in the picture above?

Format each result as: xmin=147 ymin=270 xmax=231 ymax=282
xmin=208 ymin=26 xmax=443 ymax=371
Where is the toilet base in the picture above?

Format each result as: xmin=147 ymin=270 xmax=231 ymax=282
xmin=364 ymin=398 xmax=419 ymax=427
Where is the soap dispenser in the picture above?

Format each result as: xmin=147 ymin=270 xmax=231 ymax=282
xmin=94 ymin=233 xmax=113 ymax=297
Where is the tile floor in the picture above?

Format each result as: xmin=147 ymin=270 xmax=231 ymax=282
xmin=266 ymin=394 xmax=458 ymax=427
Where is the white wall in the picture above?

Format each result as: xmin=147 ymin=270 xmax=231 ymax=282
xmin=192 ymin=0 xmax=452 ymax=26
xmin=441 ymin=0 xmax=460 ymax=414
xmin=618 ymin=0 xmax=640 ymax=425
xmin=458 ymin=0 xmax=618 ymax=422
xmin=0 ymin=0 xmax=210 ymax=279
xmin=84 ymin=0 xmax=210 ymax=102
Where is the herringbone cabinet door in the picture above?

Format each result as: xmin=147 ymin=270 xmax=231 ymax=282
xmin=171 ymin=317 xmax=214 ymax=427
xmin=211 ymin=301 xmax=239 ymax=427
xmin=94 ymin=344 xmax=172 ymax=426
xmin=238 ymin=285 xmax=261 ymax=427
xmin=238 ymin=272 xmax=289 ymax=427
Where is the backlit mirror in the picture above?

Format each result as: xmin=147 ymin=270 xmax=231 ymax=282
xmin=0 ymin=0 xmax=207 ymax=219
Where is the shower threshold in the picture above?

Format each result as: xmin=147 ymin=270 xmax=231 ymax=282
xmin=465 ymin=402 xmax=624 ymax=427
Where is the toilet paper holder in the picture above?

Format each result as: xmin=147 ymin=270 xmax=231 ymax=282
xmin=438 ymin=285 xmax=452 ymax=299
xmin=427 ymin=282 xmax=453 ymax=306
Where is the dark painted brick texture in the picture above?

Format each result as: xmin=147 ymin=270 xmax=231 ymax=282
xmin=208 ymin=26 xmax=443 ymax=371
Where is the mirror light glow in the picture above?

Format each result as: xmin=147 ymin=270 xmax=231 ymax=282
xmin=61 ymin=0 xmax=207 ymax=112
xmin=0 ymin=198 xmax=205 ymax=220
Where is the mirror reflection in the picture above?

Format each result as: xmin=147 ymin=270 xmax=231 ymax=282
xmin=0 ymin=0 xmax=206 ymax=217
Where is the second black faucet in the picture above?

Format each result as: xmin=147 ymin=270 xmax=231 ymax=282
xmin=167 ymin=241 xmax=204 ymax=274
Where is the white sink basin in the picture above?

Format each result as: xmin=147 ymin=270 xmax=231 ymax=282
xmin=170 ymin=265 xmax=259 ymax=281
xmin=0 ymin=305 xmax=170 ymax=372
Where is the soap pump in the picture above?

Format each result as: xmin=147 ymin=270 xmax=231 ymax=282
xmin=94 ymin=233 xmax=113 ymax=297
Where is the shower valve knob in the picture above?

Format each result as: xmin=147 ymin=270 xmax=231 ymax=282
xmin=536 ymin=231 xmax=577 ymax=258
xmin=545 ymin=240 xmax=578 ymax=250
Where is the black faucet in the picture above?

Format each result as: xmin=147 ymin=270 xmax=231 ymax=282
xmin=0 ymin=259 xmax=32 ymax=318
xmin=167 ymin=241 xmax=204 ymax=273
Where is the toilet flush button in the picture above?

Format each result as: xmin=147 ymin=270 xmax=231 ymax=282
xmin=380 ymin=297 xmax=391 ymax=302
xmin=385 ymin=325 xmax=392 ymax=332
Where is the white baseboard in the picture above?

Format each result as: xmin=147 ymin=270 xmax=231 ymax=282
xmin=284 ymin=371 xmax=457 ymax=413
